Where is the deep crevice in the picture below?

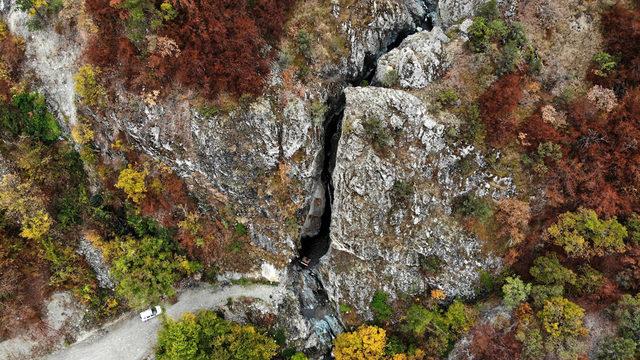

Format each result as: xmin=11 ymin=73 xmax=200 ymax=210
xmin=297 ymin=15 xmax=435 ymax=267
xmin=298 ymin=93 xmax=344 ymax=266
xmin=290 ymin=8 xmax=437 ymax=359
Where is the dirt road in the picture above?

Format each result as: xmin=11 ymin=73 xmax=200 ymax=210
xmin=44 ymin=283 xmax=279 ymax=360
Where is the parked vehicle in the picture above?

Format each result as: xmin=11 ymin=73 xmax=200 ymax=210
xmin=139 ymin=306 xmax=162 ymax=322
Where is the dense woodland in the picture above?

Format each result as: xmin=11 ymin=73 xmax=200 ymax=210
xmin=1 ymin=0 xmax=640 ymax=359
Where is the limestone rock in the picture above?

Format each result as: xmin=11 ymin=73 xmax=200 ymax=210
xmin=322 ymin=86 xmax=514 ymax=317
xmin=438 ymin=0 xmax=489 ymax=27
xmin=374 ymin=27 xmax=451 ymax=88
xmin=343 ymin=0 xmax=433 ymax=79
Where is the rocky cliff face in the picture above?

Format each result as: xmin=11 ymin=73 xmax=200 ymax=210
xmin=321 ymin=86 xmax=513 ymax=317
xmin=77 ymin=0 xmax=435 ymax=275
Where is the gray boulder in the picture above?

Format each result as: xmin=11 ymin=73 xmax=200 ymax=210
xmin=375 ymin=27 xmax=451 ymax=88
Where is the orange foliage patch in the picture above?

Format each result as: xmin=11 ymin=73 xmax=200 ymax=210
xmin=84 ymin=0 xmax=295 ymax=99
xmin=0 ymin=235 xmax=51 ymax=339
xmin=470 ymin=324 xmax=522 ymax=360
xmin=546 ymin=88 xmax=640 ymax=217
xmin=479 ymin=73 xmax=525 ymax=147
xmin=593 ymin=4 xmax=640 ymax=93
xmin=0 ymin=29 xmax=24 ymax=101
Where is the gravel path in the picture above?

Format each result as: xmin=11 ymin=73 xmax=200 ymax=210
xmin=43 ymin=283 xmax=279 ymax=360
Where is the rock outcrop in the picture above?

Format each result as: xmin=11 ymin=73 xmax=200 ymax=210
xmin=374 ymin=26 xmax=452 ymax=88
xmin=437 ymin=0 xmax=488 ymax=26
xmin=79 ymin=0 xmax=436 ymax=275
xmin=321 ymin=86 xmax=514 ymax=317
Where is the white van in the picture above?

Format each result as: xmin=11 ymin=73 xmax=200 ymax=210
xmin=139 ymin=306 xmax=162 ymax=322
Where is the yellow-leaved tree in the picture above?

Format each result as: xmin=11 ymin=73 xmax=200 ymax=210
xmin=333 ymin=325 xmax=386 ymax=360
xmin=0 ymin=174 xmax=52 ymax=241
xmin=116 ymin=165 xmax=148 ymax=204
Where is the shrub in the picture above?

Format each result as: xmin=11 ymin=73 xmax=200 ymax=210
xmin=547 ymin=208 xmax=627 ymax=258
xmin=74 ymin=65 xmax=107 ymax=107
xmin=479 ymin=73 xmax=523 ymax=147
xmin=116 ymin=165 xmax=148 ymax=204
xmin=402 ymin=301 xmax=475 ymax=357
xmin=110 ymin=234 xmax=182 ymax=308
xmin=595 ymin=336 xmax=637 ymax=360
xmin=15 ymin=0 xmax=63 ymax=29
xmin=529 ymin=254 xmax=576 ymax=286
xmin=70 ymin=123 xmax=95 ymax=145
xmin=468 ymin=17 xmax=491 ymax=53
xmin=617 ymin=247 xmax=640 ymax=292
xmin=333 ymin=326 xmax=386 ymax=360
xmin=573 ymin=265 xmax=604 ymax=296
xmin=592 ymin=52 xmax=617 ymax=77
xmin=612 ymin=294 xmax=640 ymax=341
xmin=457 ymin=194 xmax=493 ymax=223
xmin=538 ymin=297 xmax=587 ymax=340
xmin=530 ymin=284 xmax=564 ymax=309
xmin=462 ymin=103 xmax=485 ymax=145
xmin=444 ymin=300 xmax=476 ymax=336
xmin=20 ymin=210 xmax=53 ymax=241
xmin=384 ymin=336 xmax=406 ymax=356
xmin=418 ymin=254 xmax=444 ymax=274
xmin=627 ymin=213 xmax=640 ymax=245
xmin=495 ymin=198 xmax=531 ymax=247
xmin=476 ymin=0 xmax=499 ymax=20
xmin=502 ymin=276 xmax=531 ymax=309
xmin=157 ymin=310 xmax=277 ymax=360
xmin=496 ymin=40 xmax=520 ymax=75
xmin=296 ymin=30 xmax=312 ymax=60
xmin=391 ymin=180 xmax=413 ymax=203
xmin=507 ymin=22 xmax=527 ymax=48
xmin=0 ymin=174 xmax=52 ymax=241
xmin=370 ymin=290 xmax=393 ymax=323
xmin=309 ymin=100 xmax=327 ymax=126
xmin=403 ymin=304 xmax=433 ymax=337
xmin=380 ymin=68 xmax=399 ymax=87
xmin=362 ymin=116 xmax=393 ymax=150
xmin=517 ymin=327 xmax=544 ymax=360
xmin=1 ymin=91 xmax=61 ymax=142
xmin=290 ymin=353 xmax=308 ymax=360
xmin=488 ymin=19 xmax=509 ymax=42
xmin=435 ymin=89 xmax=459 ymax=108
xmin=113 ymin=0 xmax=169 ymax=46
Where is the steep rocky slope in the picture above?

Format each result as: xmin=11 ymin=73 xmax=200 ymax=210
xmin=321 ymin=85 xmax=513 ymax=317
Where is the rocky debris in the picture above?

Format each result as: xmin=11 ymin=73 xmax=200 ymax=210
xmin=322 ymin=86 xmax=514 ymax=317
xmin=0 ymin=292 xmax=87 ymax=360
xmin=375 ymin=27 xmax=452 ymax=88
xmin=584 ymin=311 xmax=617 ymax=359
xmin=5 ymin=8 xmax=81 ymax=131
xmin=457 ymin=18 xmax=475 ymax=41
xmin=284 ymin=268 xmax=343 ymax=358
xmin=45 ymin=292 xmax=85 ymax=332
xmin=437 ymin=0 xmax=489 ymax=27
xmin=437 ymin=0 xmax=519 ymax=27
xmin=77 ymin=238 xmax=115 ymax=289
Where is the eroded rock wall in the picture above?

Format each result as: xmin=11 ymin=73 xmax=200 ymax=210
xmin=321 ymin=86 xmax=514 ymax=317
